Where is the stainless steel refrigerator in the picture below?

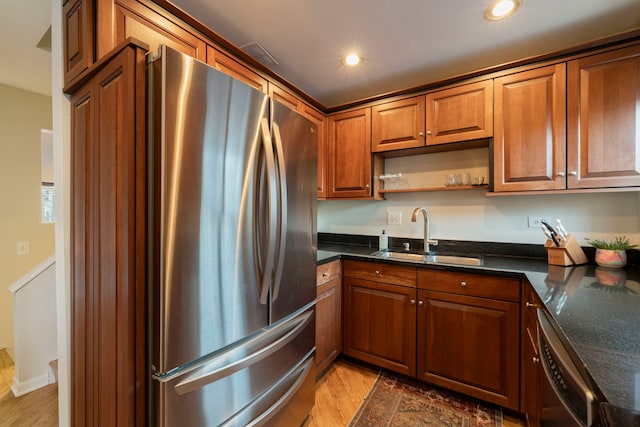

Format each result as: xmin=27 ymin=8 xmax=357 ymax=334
xmin=147 ymin=45 xmax=317 ymax=427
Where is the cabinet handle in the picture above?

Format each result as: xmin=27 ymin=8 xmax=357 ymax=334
xmin=532 ymin=356 xmax=539 ymax=364
xmin=526 ymin=302 xmax=540 ymax=308
xmin=410 ymin=299 xmax=416 ymax=305
xmin=569 ymin=171 xmax=577 ymax=176
xmin=418 ymin=301 xmax=424 ymax=306
xmin=460 ymin=281 xmax=467 ymax=288
xmin=322 ymin=272 xmax=328 ymax=278
xmin=557 ymin=171 xmax=566 ymax=177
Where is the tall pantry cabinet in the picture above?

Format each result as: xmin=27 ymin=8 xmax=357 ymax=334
xmin=67 ymin=40 xmax=148 ymax=427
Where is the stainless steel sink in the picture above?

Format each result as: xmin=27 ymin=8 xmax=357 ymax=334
xmin=424 ymin=254 xmax=483 ymax=266
xmin=371 ymin=250 xmax=483 ymax=266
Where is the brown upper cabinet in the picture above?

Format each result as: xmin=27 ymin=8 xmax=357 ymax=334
xmin=494 ymin=43 xmax=640 ymax=192
xmin=269 ymin=82 xmax=304 ymax=112
xmin=63 ymin=0 xmax=94 ymax=85
xmin=425 ymin=80 xmax=493 ymax=145
xmin=327 ymin=108 xmax=373 ymax=198
xmin=567 ymin=44 xmax=640 ymax=189
xmin=371 ymin=95 xmax=426 ymax=152
xmin=114 ymin=1 xmax=207 ymax=62
xmin=206 ymin=45 xmax=268 ymax=93
xmin=299 ymin=104 xmax=329 ymax=199
xmin=493 ymin=64 xmax=567 ymax=192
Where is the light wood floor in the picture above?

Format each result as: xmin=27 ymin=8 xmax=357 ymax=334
xmin=0 ymin=349 xmax=58 ymax=426
xmin=0 ymin=352 xmax=525 ymax=427
xmin=306 ymin=358 xmax=526 ymax=427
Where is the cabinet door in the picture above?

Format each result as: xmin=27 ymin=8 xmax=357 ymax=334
xmin=301 ymin=104 xmax=328 ymax=199
xmin=372 ymin=96 xmax=425 ymax=152
xmin=568 ymin=44 xmax=640 ymax=188
xmin=269 ymin=82 xmax=303 ymax=112
xmin=328 ymin=108 xmax=372 ymax=198
xmin=493 ymin=64 xmax=567 ymax=192
xmin=114 ymin=1 xmax=206 ymax=61
xmin=426 ymin=80 xmax=493 ymax=145
xmin=521 ymin=286 xmax=541 ymax=427
xmin=343 ymin=277 xmax=416 ymax=376
xmin=417 ymin=290 xmax=520 ymax=410
xmin=315 ymin=277 xmax=341 ymax=376
xmin=70 ymin=44 xmax=146 ymax=427
xmin=63 ymin=0 xmax=94 ymax=85
xmin=206 ymin=45 xmax=268 ymax=93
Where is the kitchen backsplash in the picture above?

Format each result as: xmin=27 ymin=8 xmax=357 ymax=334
xmin=318 ymin=190 xmax=640 ymax=247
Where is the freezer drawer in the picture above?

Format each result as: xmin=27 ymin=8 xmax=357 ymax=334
xmin=152 ymin=306 xmax=315 ymax=426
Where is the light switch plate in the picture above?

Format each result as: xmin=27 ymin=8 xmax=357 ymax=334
xmin=16 ymin=241 xmax=29 ymax=256
xmin=387 ymin=211 xmax=402 ymax=225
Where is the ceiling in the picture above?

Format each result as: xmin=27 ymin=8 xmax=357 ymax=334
xmin=1 ymin=1 xmax=639 ymax=104
xmin=171 ymin=0 xmax=640 ymax=107
xmin=0 ymin=0 xmax=52 ymax=96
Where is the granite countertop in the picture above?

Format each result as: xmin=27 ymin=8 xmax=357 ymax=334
xmin=317 ymin=240 xmax=640 ymax=417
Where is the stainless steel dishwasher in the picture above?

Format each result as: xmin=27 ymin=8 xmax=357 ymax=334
xmin=537 ymin=308 xmax=602 ymax=426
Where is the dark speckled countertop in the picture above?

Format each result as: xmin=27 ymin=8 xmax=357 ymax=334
xmin=317 ymin=236 xmax=640 ymax=419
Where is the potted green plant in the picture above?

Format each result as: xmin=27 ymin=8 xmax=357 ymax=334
xmin=586 ymin=236 xmax=637 ymax=268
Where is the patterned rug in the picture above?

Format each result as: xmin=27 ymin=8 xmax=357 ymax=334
xmin=349 ymin=370 xmax=503 ymax=427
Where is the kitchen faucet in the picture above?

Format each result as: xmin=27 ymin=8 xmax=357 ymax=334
xmin=411 ymin=207 xmax=438 ymax=253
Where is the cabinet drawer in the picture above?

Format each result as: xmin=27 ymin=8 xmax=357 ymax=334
xmin=418 ymin=269 xmax=519 ymax=302
xmin=343 ymin=260 xmax=416 ymax=287
xmin=317 ymin=260 xmax=341 ymax=286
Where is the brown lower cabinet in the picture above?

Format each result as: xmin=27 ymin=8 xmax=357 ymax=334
xmin=521 ymin=284 xmax=543 ymax=426
xmin=68 ymin=40 xmax=148 ymax=426
xmin=342 ymin=260 xmax=521 ymax=411
xmin=315 ymin=261 xmax=342 ymax=376
xmin=342 ymin=260 xmax=417 ymax=376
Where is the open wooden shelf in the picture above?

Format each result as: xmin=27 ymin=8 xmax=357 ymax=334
xmin=379 ymin=184 xmax=489 ymax=194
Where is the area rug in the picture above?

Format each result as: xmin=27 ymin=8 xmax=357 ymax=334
xmin=349 ymin=370 xmax=503 ymax=427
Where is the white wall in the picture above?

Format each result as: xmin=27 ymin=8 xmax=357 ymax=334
xmin=10 ymin=258 xmax=57 ymax=396
xmin=318 ymin=153 xmax=640 ymax=247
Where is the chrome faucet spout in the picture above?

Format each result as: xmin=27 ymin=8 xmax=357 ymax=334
xmin=411 ymin=207 xmax=438 ymax=253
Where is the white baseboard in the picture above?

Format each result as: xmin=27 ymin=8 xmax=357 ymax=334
xmin=11 ymin=373 xmax=50 ymax=397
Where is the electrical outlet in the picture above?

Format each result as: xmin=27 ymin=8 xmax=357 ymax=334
xmin=527 ymin=216 xmax=551 ymax=229
xmin=387 ymin=210 xmax=402 ymax=225
xmin=16 ymin=241 xmax=29 ymax=256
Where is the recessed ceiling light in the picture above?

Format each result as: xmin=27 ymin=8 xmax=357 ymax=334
xmin=484 ymin=0 xmax=521 ymax=21
xmin=343 ymin=53 xmax=362 ymax=66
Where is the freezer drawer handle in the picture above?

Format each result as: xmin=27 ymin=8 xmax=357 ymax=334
xmin=173 ymin=309 xmax=313 ymax=395
xmin=221 ymin=353 xmax=314 ymax=427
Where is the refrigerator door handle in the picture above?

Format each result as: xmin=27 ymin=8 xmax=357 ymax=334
xmin=270 ymin=122 xmax=288 ymax=302
xmin=257 ymin=117 xmax=278 ymax=305
xmin=220 ymin=353 xmax=314 ymax=427
xmin=172 ymin=308 xmax=313 ymax=395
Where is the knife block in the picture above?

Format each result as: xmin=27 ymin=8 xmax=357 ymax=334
xmin=544 ymin=234 xmax=588 ymax=266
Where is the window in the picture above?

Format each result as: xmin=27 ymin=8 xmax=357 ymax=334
xmin=41 ymin=129 xmax=54 ymax=223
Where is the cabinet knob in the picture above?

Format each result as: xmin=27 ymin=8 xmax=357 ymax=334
xmin=532 ymin=356 xmax=539 ymax=364
xmin=418 ymin=300 xmax=424 ymax=306
xmin=322 ymin=272 xmax=328 ymax=278
xmin=426 ymin=130 xmax=432 ymax=136
xmin=569 ymin=171 xmax=577 ymax=176
xmin=410 ymin=299 xmax=416 ymax=305
xmin=418 ymin=131 xmax=424 ymax=137
xmin=375 ymin=270 xmax=380 ymax=275
xmin=557 ymin=171 xmax=566 ymax=177
xmin=526 ymin=302 xmax=540 ymax=308
xmin=460 ymin=281 xmax=467 ymax=288
xmin=365 ymin=184 xmax=370 ymax=188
